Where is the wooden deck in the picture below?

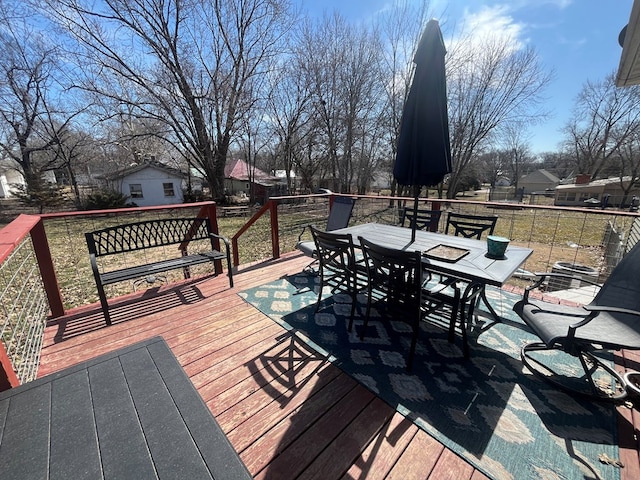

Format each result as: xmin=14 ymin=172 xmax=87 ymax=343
xmin=38 ymin=252 xmax=639 ymax=480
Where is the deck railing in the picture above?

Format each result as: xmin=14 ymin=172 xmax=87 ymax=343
xmin=0 ymin=202 xmax=218 ymax=389
xmin=232 ymin=194 xmax=640 ymax=287
xmin=1 ymin=194 xmax=639 ymax=389
xmin=0 ymin=215 xmax=61 ymax=389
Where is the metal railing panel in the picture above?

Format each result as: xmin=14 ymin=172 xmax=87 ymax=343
xmin=0 ymin=235 xmax=49 ymax=384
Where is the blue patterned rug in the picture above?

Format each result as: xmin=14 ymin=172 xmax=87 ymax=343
xmin=239 ymin=272 xmax=621 ymax=480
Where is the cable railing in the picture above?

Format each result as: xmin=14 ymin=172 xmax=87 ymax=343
xmin=1 ymin=195 xmax=639 ymax=389
xmin=0 ymin=216 xmax=52 ymax=388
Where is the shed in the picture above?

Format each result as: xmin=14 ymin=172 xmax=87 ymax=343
xmin=224 ymin=159 xmax=285 ymax=203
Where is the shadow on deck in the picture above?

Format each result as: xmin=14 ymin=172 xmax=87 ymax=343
xmin=39 ymin=252 xmax=640 ymax=480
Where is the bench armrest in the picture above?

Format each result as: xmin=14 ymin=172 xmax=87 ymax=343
xmin=209 ymin=232 xmax=231 ymax=249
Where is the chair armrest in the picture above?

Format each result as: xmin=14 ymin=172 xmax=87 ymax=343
xmin=297 ymin=224 xmax=314 ymax=243
xmin=563 ymin=305 xmax=640 ymax=341
xmin=583 ymin=305 xmax=640 ymax=317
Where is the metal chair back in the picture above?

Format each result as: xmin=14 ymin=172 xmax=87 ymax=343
xmin=400 ymin=207 xmax=442 ymax=232
xmin=358 ymin=237 xmax=423 ymax=369
xmin=326 ymin=196 xmax=356 ymax=231
xmin=445 ymin=212 xmax=498 ymax=239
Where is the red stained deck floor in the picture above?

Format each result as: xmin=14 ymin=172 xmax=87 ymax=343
xmin=38 ymin=252 xmax=639 ymax=480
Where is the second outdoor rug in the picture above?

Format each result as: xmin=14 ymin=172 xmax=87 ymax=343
xmin=239 ymin=272 xmax=621 ymax=480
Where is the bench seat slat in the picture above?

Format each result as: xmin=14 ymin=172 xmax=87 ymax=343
xmin=99 ymin=252 xmax=227 ymax=285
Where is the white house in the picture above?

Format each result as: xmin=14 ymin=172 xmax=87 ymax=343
xmin=102 ymin=160 xmax=187 ymax=207
xmin=0 ymin=165 xmax=24 ymax=198
xmin=0 ymin=158 xmax=57 ymax=198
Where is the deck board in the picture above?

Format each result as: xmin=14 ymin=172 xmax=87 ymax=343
xmin=37 ymin=251 xmax=639 ymax=480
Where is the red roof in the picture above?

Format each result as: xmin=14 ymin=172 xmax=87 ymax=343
xmin=224 ymin=158 xmax=277 ymax=181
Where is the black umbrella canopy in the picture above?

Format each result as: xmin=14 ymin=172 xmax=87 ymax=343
xmin=393 ymin=19 xmax=451 ymax=190
xmin=393 ymin=19 xmax=451 ymax=242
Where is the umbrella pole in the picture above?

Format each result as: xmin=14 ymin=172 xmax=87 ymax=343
xmin=411 ymin=186 xmax=419 ymax=243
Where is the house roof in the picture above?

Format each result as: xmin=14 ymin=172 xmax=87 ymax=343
xmin=555 ymin=176 xmax=635 ymax=190
xmin=102 ymin=160 xmax=187 ymax=181
xmin=224 ymin=159 xmax=280 ymax=183
xmin=520 ymin=169 xmax=560 ymax=184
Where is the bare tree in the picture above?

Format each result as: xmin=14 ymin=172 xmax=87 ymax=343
xmin=42 ymin=0 xmax=294 ymax=199
xmin=295 ymin=13 xmax=385 ymax=193
xmin=265 ymin=60 xmax=314 ymax=194
xmin=612 ymin=125 xmax=640 ymax=206
xmin=563 ymin=73 xmax=640 ymax=180
xmin=446 ymin=33 xmax=551 ymax=198
xmin=500 ymin=124 xmax=533 ymax=192
xmin=0 ymin=1 xmax=75 ymax=190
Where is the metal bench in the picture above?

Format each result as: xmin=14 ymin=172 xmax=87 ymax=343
xmin=86 ymin=217 xmax=233 ymax=325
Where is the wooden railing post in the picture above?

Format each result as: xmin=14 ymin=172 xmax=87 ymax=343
xmin=269 ymin=200 xmax=280 ymax=260
xmin=31 ymin=217 xmax=65 ymax=318
xmin=0 ymin=343 xmax=20 ymax=391
xmin=231 ymin=201 xmax=276 ymax=266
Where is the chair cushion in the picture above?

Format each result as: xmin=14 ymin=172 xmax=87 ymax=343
xmin=296 ymin=240 xmax=316 ymax=258
xmin=514 ymin=298 xmax=640 ymax=350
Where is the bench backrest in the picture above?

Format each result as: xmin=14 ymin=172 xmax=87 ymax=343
xmin=86 ymin=218 xmax=213 ymax=257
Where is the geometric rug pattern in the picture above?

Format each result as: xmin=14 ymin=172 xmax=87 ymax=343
xmin=239 ymin=272 xmax=622 ymax=480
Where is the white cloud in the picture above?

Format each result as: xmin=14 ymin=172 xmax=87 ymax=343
xmin=460 ymin=4 xmax=526 ymax=47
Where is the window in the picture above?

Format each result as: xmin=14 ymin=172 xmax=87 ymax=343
xmin=129 ymin=184 xmax=143 ymax=198
xmin=163 ymin=182 xmax=175 ymax=197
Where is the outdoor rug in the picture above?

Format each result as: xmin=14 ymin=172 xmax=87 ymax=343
xmin=239 ymin=272 xmax=622 ymax=480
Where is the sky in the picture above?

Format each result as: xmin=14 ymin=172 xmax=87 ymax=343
xmin=299 ymin=0 xmax=635 ymax=155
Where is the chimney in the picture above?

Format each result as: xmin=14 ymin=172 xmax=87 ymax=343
xmin=575 ymin=174 xmax=591 ymax=185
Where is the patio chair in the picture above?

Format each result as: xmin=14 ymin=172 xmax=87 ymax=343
xmin=436 ymin=212 xmax=499 ymax=347
xmin=513 ymin=240 xmax=640 ymax=401
xmin=444 ymin=212 xmax=498 ymax=239
xmin=310 ymin=226 xmax=367 ymax=328
xmin=296 ymin=196 xmax=356 ymax=271
xmin=358 ymin=237 xmax=448 ymax=370
xmin=400 ymin=207 xmax=442 ymax=232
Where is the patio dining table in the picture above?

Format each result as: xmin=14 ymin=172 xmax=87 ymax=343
xmin=334 ymin=222 xmax=533 ymax=324
xmin=0 ymin=336 xmax=251 ymax=480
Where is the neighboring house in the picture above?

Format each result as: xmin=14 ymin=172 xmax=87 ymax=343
xmin=224 ymin=158 xmax=285 ymax=203
xmin=495 ymin=176 xmax=511 ymax=187
xmin=554 ymin=174 xmax=640 ymax=208
xmin=518 ymin=169 xmax=560 ymax=194
xmin=0 ymin=159 xmax=57 ymax=198
xmin=273 ymin=169 xmax=297 ymax=194
xmin=102 ymin=160 xmax=187 ymax=207
xmin=0 ymin=160 xmax=24 ymax=198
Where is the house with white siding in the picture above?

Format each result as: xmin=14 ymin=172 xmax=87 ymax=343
xmin=102 ymin=160 xmax=187 ymax=207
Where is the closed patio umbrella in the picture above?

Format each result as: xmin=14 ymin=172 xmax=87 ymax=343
xmin=393 ymin=19 xmax=452 ymax=242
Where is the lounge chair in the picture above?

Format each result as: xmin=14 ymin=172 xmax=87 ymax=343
xmin=513 ymin=241 xmax=640 ymax=401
